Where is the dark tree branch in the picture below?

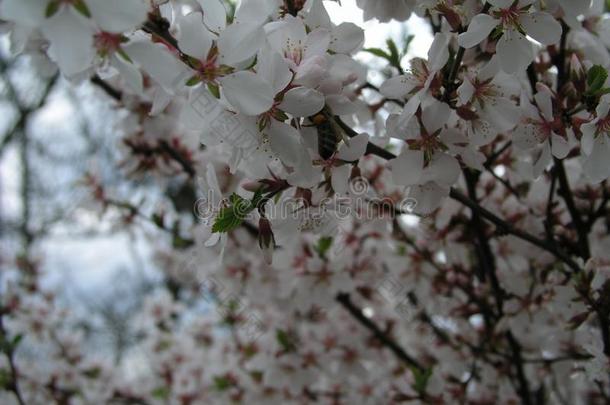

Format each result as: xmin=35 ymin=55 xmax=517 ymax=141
xmin=336 ymin=293 xmax=425 ymax=373
xmin=554 ymin=158 xmax=590 ymax=259
xmin=91 ymin=75 xmax=122 ymax=101
xmin=449 ymin=188 xmax=581 ymax=274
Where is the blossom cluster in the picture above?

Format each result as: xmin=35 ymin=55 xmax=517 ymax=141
xmin=1 ymin=0 xmax=610 ymax=404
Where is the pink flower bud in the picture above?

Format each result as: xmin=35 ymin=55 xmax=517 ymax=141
xmin=258 ymin=218 xmax=275 ymax=265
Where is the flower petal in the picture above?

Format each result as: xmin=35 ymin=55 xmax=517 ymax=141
xmin=329 ymin=23 xmax=364 ymax=54
xmin=580 ymin=124 xmax=596 ymax=156
xmin=428 ymin=33 xmax=450 ymax=72
xmin=304 ymin=28 xmax=331 ymax=60
xmin=534 ymin=85 xmax=554 ymax=122
xmin=389 ymin=149 xmax=424 ymax=187
xmin=551 ymin=133 xmax=569 ymax=159
xmin=325 ymin=94 xmax=362 ymax=115
xmin=422 ymin=153 xmax=460 ymax=187
xmin=84 ymin=0 xmax=148 ymax=33
xmin=584 ymin=135 xmax=610 ymax=183
xmin=496 ymin=29 xmax=533 ymax=74
xmin=197 ymin=0 xmax=226 ymax=32
xmin=422 ymin=100 xmax=451 ymax=134
xmin=337 ymin=133 xmax=369 ymax=161
xmin=257 ymin=46 xmax=292 ymax=95
xmin=124 ymin=40 xmax=189 ymax=92
xmin=513 ymin=123 xmax=541 ymax=150
xmin=0 ymin=0 xmax=46 ymax=27
xmin=520 ymin=12 xmax=562 ymax=46
xmin=177 ymin=12 xmax=213 ymax=60
xmin=458 ymin=14 xmax=498 ymax=49
xmin=111 ymin=53 xmax=143 ymax=94
xmin=279 ymin=87 xmax=325 ymax=117
xmin=379 ymin=75 xmax=416 ymax=99
xmin=41 ymin=8 xmax=95 ymax=77
xmin=558 ymin=0 xmax=591 ymax=18
xmin=267 ymin=121 xmax=303 ymax=166
xmin=331 ymin=164 xmax=351 ymax=195
xmin=482 ymin=96 xmax=521 ymax=132
xmin=220 ymin=71 xmax=274 ymax=115
xmin=217 ymin=21 xmax=264 ymax=65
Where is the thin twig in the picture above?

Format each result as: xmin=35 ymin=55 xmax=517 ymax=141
xmin=336 ymin=293 xmax=425 ymax=373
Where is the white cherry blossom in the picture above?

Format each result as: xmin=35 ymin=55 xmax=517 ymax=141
xmin=458 ymin=0 xmax=562 ymax=74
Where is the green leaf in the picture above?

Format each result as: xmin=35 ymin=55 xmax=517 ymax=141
xmin=45 ymin=1 xmax=60 ymax=18
xmin=10 ymin=334 xmax=22 ymax=351
xmin=212 ymin=207 xmax=244 ymax=233
xmin=251 ymin=188 xmax=266 ymax=209
xmin=116 ymin=48 xmax=133 ymax=63
xmin=314 ymin=236 xmax=333 ymax=259
xmin=207 ymin=82 xmax=220 ymax=98
xmin=402 ymin=34 xmax=415 ymax=55
xmin=152 ymin=213 xmax=164 ymax=228
xmin=396 ymin=244 xmax=407 ymax=256
xmin=411 ymin=366 xmax=433 ymax=395
xmin=83 ymin=367 xmax=102 ymax=379
xmin=272 ymin=109 xmax=289 ymax=122
xmin=213 ymin=375 xmax=233 ymax=391
xmin=386 ymin=38 xmax=401 ymax=66
xmin=587 ymin=65 xmax=608 ymax=93
xmin=73 ymin=0 xmax=91 ymax=17
xmin=276 ymin=329 xmax=297 ymax=352
xmin=362 ymin=48 xmax=391 ymax=60
xmin=151 ymin=386 xmax=170 ymax=399
xmin=212 ymin=194 xmax=252 ymax=233
xmin=186 ymin=76 xmax=202 ymax=86
xmin=595 ymin=87 xmax=610 ymax=96
xmin=172 ymin=235 xmax=193 ymax=249
xmin=0 ymin=368 xmax=10 ymax=390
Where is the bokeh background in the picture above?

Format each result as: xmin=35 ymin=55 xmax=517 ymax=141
xmin=0 ymin=0 xmax=432 ymax=372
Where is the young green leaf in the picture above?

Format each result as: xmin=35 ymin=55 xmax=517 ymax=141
xmin=402 ymin=34 xmax=415 ymax=55
xmin=151 ymin=386 xmax=170 ymax=399
xmin=73 ymin=0 xmax=91 ymax=17
xmin=45 ymin=1 xmax=60 ymax=18
xmin=411 ymin=366 xmax=433 ymax=395
xmin=186 ymin=76 xmax=202 ymax=87
xmin=363 ymin=48 xmax=391 ymax=60
xmin=116 ymin=48 xmax=133 ymax=63
xmin=276 ymin=329 xmax=297 ymax=352
xmin=207 ymin=82 xmax=221 ymax=99
xmin=587 ymin=65 xmax=608 ymax=94
xmin=213 ymin=375 xmax=233 ymax=391
xmin=212 ymin=194 xmax=253 ymax=233
xmin=386 ymin=38 xmax=401 ymax=67
xmin=314 ymin=236 xmax=333 ymax=259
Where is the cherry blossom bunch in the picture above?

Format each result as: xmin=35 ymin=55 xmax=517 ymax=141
xmin=2 ymin=0 xmax=610 ymax=404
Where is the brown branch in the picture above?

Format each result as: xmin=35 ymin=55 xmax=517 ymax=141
xmin=335 ymin=115 xmax=582 ymax=274
xmin=0 ymin=62 xmax=58 ymax=157
xmin=554 ymin=158 xmax=590 ymax=259
xmin=448 ymin=188 xmax=581 ymax=274
xmin=336 ymin=293 xmax=425 ymax=373
xmin=444 ymin=3 xmax=491 ymax=101
xmin=91 ymin=75 xmax=122 ymax=101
